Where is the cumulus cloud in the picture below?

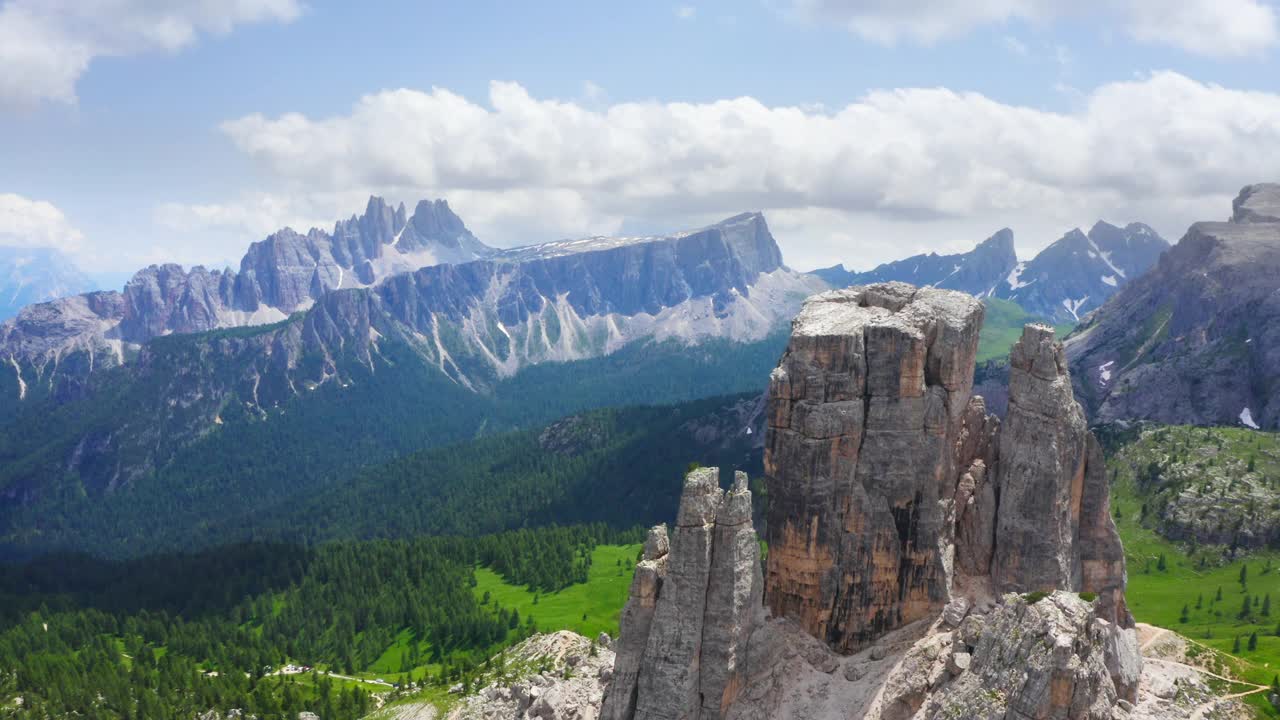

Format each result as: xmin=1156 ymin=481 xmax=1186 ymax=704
xmin=786 ymin=0 xmax=1278 ymax=57
xmin=0 ymin=193 xmax=85 ymax=253
xmin=0 ymin=0 xmax=302 ymax=108
xmin=210 ymin=71 xmax=1280 ymax=268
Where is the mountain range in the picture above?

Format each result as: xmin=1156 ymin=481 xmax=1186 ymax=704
xmin=813 ymin=220 xmax=1169 ymax=323
xmin=0 ymin=204 xmax=822 ymax=557
xmin=0 ymin=246 xmax=97 ymax=320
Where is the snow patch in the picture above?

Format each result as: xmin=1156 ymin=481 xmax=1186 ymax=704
xmin=1005 ymin=261 xmax=1032 ymax=290
xmin=1241 ymin=407 xmax=1261 ymax=430
xmin=1086 ymin=236 xmax=1126 ymax=278
xmin=8 ymin=355 xmax=25 ymax=400
xmin=1101 ymin=275 xmax=1117 ymax=287
xmin=1061 ymin=296 xmax=1089 ymax=321
xmin=1098 ymin=360 xmax=1114 ymax=385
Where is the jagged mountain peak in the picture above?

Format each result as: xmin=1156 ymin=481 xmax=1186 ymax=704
xmin=994 ymin=221 xmax=1168 ymax=323
xmin=823 ymin=227 xmax=1019 ymax=297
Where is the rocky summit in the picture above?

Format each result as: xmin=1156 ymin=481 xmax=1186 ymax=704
xmin=995 ymin=221 xmax=1168 ymax=324
xmin=598 ymin=282 xmax=1146 ymax=720
xmin=0 ymin=196 xmax=491 ymax=396
xmin=1067 ymin=183 xmax=1280 ymax=429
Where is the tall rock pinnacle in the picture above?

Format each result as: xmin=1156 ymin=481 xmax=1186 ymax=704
xmin=602 ymin=282 xmax=1141 ymax=720
xmin=601 ymin=468 xmax=763 ymax=720
xmin=763 ymin=282 xmax=985 ymax=651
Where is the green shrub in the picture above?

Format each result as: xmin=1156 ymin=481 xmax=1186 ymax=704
xmin=1078 ymin=592 xmax=1098 ymax=602
xmin=1024 ymin=591 xmax=1050 ymax=604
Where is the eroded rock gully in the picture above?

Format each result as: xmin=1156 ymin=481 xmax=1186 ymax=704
xmin=601 ymin=283 xmax=1142 ymax=720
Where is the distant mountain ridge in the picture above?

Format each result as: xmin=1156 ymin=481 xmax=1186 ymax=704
xmin=0 ymin=210 xmax=822 ymax=533
xmin=0 ymin=247 xmax=96 ymax=320
xmin=0 ymin=197 xmax=492 ymax=394
xmin=815 ymin=221 xmax=1169 ymax=323
xmin=815 ymin=227 xmax=1016 ymax=297
xmin=1067 ymin=183 xmax=1280 ymax=429
xmin=997 ymin=221 xmax=1168 ymax=322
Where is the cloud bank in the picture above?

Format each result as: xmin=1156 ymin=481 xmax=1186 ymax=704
xmin=787 ymin=0 xmax=1278 ymax=57
xmin=0 ymin=193 xmax=85 ymax=253
xmin=205 ymin=72 xmax=1280 ymax=269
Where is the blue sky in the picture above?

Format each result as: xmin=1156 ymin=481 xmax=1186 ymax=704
xmin=3 ymin=0 xmax=1280 ymax=277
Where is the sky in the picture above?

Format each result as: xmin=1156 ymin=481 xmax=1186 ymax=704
xmin=3 ymin=0 xmax=1280 ymax=279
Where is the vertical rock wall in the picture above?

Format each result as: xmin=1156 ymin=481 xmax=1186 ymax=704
xmin=602 ymin=468 xmax=763 ymax=720
xmin=763 ymin=283 xmax=984 ymax=651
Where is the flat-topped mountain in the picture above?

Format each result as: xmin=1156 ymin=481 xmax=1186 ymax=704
xmin=1067 ymin=184 xmax=1280 ymax=429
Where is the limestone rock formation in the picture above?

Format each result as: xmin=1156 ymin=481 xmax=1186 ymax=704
xmin=763 ymin=283 xmax=985 ymax=651
xmin=992 ymin=323 xmax=1130 ymax=632
xmin=446 ymin=631 xmax=616 ymax=720
xmin=600 ymin=282 xmax=1142 ymax=720
xmin=601 ymin=468 xmax=763 ymax=720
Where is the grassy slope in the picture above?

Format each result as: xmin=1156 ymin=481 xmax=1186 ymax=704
xmin=471 ymin=543 xmax=641 ymax=641
xmin=977 ymin=297 xmax=1075 ymax=362
xmin=351 ymin=543 xmax=639 ymax=689
xmin=1110 ymin=426 xmax=1280 ymax=717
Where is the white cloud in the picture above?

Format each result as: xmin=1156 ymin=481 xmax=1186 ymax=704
xmin=0 ymin=193 xmax=85 ymax=253
xmin=0 ymin=0 xmax=302 ymax=108
xmin=1001 ymin=35 xmax=1029 ymax=56
xmin=1123 ymin=0 xmax=1277 ymax=57
xmin=785 ymin=0 xmax=1278 ymax=57
xmin=215 ymin=72 xmax=1280 ymax=266
xmin=676 ymin=5 xmax=697 ymax=20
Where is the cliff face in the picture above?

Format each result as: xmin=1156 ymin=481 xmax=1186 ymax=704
xmin=604 ymin=281 xmax=1140 ymax=720
xmin=602 ymin=469 xmax=762 ymax=720
xmin=762 ymin=283 xmax=984 ymax=651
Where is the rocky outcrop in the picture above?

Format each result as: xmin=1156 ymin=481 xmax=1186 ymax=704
xmin=601 ymin=282 xmax=1140 ymax=719
xmin=1067 ymin=183 xmax=1280 ymax=429
xmin=601 ymin=468 xmax=763 ymax=720
xmin=762 ymin=283 xmax=985 ymax=651
xmin=446 ymin=631 xmax=616 ymax=720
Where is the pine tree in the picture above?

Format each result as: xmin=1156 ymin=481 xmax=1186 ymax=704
xmin=1264 ymin=593 xmax=1272 ymax=617
xmin=1233 ymin=635 xmax=1242 ymax=653
xmin=1249 ymin=632 xmax=1259 ymax=651
xmin=1195 ymin=593 xmax=1203 ymax=609
xmin=1242 ymin=594 xmax=1253 ymax=619
xmin=1157 ymin=554 xmax=1168 ymax=571
xmin=1179 ymin=604 xmax=1189 ymax=623
xmin=1216 ymin=586 xmax=1224 ymax=602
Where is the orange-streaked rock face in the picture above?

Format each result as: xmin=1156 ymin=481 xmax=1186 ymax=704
xmin=763 ymin=283 xmax=985 ymax=652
